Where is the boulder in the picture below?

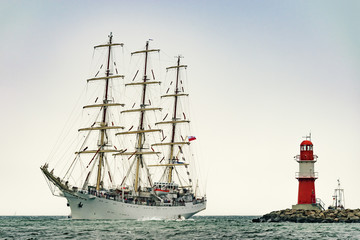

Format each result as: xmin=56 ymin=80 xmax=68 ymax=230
xmin=252 ymin=208 xmax=360 ymax=223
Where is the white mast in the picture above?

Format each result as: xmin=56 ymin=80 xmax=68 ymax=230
xmin=332 ymin=179 xmax=345 ymax=209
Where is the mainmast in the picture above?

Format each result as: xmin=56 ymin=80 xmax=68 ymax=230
xmin=134 ymin=41 xmax=150 ymax=192
xmin=117 ymin=41 xmax=161 ymax=193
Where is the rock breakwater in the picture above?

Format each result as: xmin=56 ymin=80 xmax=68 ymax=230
xmin=252 ymin=209 xmax=360 ymax=223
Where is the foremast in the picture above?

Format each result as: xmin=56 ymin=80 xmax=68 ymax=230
xmin=41 ymin=33 xmax=125 ymax=193
xmin=79 ymin=33 xmax=125 ymax=191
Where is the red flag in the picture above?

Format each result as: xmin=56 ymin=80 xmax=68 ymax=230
xmin=188 ymin=136 xmax=196 ymax=141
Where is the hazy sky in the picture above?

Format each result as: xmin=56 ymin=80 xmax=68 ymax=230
xmin=1 ymin=0 xmax=359 ymax=216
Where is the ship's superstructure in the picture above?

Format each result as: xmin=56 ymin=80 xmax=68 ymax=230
xmin=41 ymin=34 xmax=206 ymax=219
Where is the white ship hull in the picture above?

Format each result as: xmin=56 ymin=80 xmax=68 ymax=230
xmin=63 ymin=192 xmax=206 ymax=220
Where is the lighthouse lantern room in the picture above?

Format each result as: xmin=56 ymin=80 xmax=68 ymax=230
xmin=292 ymin=135 xmax=324 ymax=210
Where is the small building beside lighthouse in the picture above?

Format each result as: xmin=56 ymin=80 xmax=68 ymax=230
xmin=292 ymin=136 xmax=324 ymax=210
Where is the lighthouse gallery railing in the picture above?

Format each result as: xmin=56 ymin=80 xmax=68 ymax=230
xmin=295 ymin=172 xmax=318 ymax=179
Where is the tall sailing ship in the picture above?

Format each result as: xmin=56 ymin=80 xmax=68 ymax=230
xmin=41 ymin=33 xmax=206 ymax=219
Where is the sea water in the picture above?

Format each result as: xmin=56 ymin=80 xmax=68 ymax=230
xmin=1 ymin=216 xmax=360 ymax=239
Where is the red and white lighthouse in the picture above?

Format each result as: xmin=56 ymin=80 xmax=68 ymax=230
xmin=292 ymin=136 xmax=323 ymax=210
